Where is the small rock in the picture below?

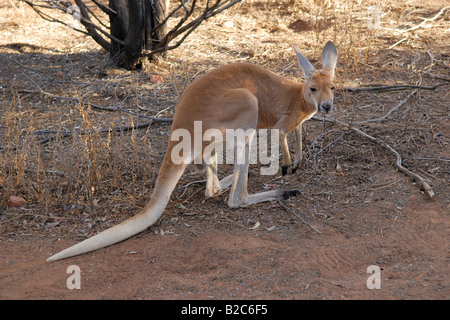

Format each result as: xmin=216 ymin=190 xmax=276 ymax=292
xmin=150 ymin=75 xmax=163 ymax=84
xmin=8 ymin=196 xmax=26 ymax=207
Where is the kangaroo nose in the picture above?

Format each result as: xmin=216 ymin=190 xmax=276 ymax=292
xmin=320 ymin=103 xmax=333 ymax=113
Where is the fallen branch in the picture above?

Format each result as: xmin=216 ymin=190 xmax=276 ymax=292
xmin=14 ymin=88 xmax=169 ymax=118
xmin=341 ymin=83 xmax=449 ymax=93
xmin=412 ymin=157 xmax=450 ymax=163
xmin=37 ymin=117 xmax=172 ymax=145
xmin=398 ymin=6 xmax=449 ymax=33
xmin=355 ymin=89 xmax=418 ymax=124
xmin=15 ymin=89 xmax=117 ymax=112
xmin=312 ymin=116 xmax=435 ymax=198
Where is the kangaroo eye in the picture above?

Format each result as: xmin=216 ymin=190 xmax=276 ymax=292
xmin=331 ymin=86 xmax=335 ymax=90
xmin=310 ymin=88 xmax=317 ymax=92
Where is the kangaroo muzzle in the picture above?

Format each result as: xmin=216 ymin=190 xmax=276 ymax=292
xmin=319 ymin=101 xmax=333 ymax=113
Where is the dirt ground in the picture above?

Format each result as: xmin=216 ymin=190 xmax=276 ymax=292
xmin=1 ymin=193 xmax=448 ymax=300
xmin=0 ymin=1 xmax=449 ymax=300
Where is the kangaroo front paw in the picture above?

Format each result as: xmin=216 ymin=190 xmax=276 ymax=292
xmin=281 ymin=165 xmax=289 ymax=176
xmin=283 ymin=189 xmax=301 ymax=200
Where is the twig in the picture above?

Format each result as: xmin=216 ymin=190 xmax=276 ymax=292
xmin=412 ymin=157 xmax=450 ymax=163
xmin=13 ymin=88 xmax=171 ymax=118
xmin=147 ymin=0 xmax=243 ymax=56
xmin=20 ymin=0 xmax=117 ymax=50
xmin=426 ymin=51 xmax=450 ymax=69
xmin=181 ymin=0 xmax=192 ymax=13
xmin=277 ymin=201 xmax=322 ymax=234
xmin=74 ymin=0 xmax=122 ymax=49
xmin=366 ymin=178 xmax=403 ymax=191
xmin=22 ymin=0 xmax=244 ymax=60
xmin=19 ymin=0 xmax=91 ymax=38
xmin=179 ymin=179 xmax=206 ymax=199
xmin=426 ymin=73 xmax=450 ymax=82
xmin=91 ymin=0 xmax=117 ymax=16
xmin=313 ymin=133 xmax=345 ymax=164
xmin=387 ymin=37 xmax=407 ymax=49
xmin=310 ymin=129 xmax=345 ymax=149
xmin=341 ymin=83 xmax=449 ymax=93
xmin=83 ymin=1 xmax=111 ymax=30
xmin=113 ymin=104 xmax=156 ymax=118
xmin=398 ymin=6 xmax=449 ymax=33
xmin=312 ymin=116 xmax=435 ymax=198
xmin=15 ymin=88 xmax=117 ymax=111
xmin=355 ymin=89 xmax=418 ymax=124
xmin=325 ymin=280 xmax=347 ymax=288
xmin=37 ymin=117 xmax=173 ymax=145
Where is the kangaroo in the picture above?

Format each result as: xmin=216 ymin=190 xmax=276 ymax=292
xmin=47 ymin=41 xmax=337 ymax=261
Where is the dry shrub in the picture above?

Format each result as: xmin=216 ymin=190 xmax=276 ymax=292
xmin=0 ymin=93 xmax=156 ymax=230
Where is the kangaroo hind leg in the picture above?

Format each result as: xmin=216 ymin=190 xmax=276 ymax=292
xmin=227 ymin=129 xmax=300 ymax=208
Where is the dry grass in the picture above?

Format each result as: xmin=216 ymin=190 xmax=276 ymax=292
xmin=0 ymin=0 xmax=449 ymax=237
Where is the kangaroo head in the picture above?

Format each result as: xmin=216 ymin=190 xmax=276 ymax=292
xmin=293 ymin=41 xmax=338 ymax=113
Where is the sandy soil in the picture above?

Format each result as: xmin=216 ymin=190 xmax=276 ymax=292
xmin=1 ymin=192 xmax=448 ymax=300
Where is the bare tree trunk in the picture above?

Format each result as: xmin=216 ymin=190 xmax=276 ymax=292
xmin=150 ymin=0 xmax=170 ymax=51
xmin=109 ymin=0 xmax=169 ymax=69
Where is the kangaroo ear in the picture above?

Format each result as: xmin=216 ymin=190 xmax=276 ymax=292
xmin=293 ymin=44 xmax=315 ymax=79
xmin=321 ymin=41 xmax=338 ymax=77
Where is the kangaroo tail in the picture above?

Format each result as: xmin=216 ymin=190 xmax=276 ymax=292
xmin=47 ymin=153 xmax=187 ymax=262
